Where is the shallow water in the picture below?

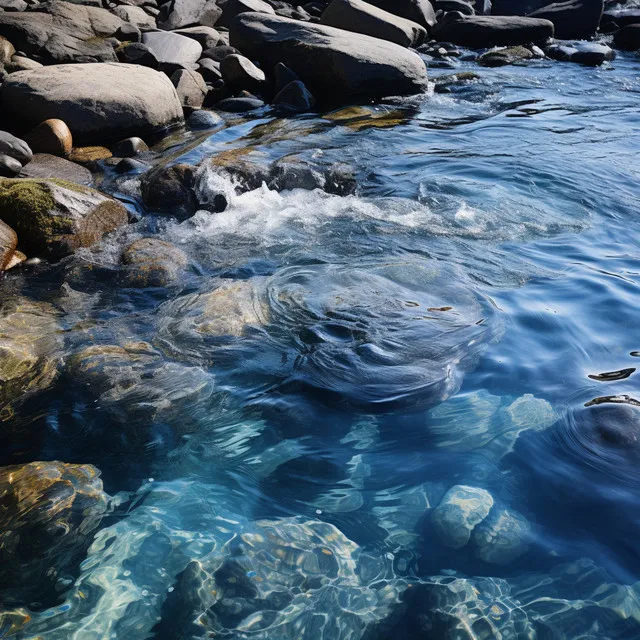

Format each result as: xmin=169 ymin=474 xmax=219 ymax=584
xmin=2 ymin=52 xmax=640 ymax=638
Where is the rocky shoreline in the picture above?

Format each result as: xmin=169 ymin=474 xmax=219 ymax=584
xmin=0 ymin=0 xmax=639 ymax=635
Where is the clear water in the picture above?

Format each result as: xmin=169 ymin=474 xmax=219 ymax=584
xmin=2 ymin=52 xmax=640 ymax=638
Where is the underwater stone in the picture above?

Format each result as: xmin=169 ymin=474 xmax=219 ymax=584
xmin=120 ymin=237 xmax=188 ymax=287
xmin=0 ymin=461 xmax=110 ymax=606
xmin=472 ymin=508 xmax=531 ymax=565
xmin=431 ymin=485 xmax=493 ymax=549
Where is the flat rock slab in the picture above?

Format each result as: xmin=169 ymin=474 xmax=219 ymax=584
xmin=142 ymin=31 xmax=203 ymax=65
xmin=431 ymin=14 xmax=554 ymax=47
xmin=20 ymin=154 xmax=93 ymax=186
xmin=230 ymin=12 xmax=427 ymax=103
xmin=0 ymin=0 xmax=127 ymax=63
xmin=1 ymin=63 xmax=183 ymax=145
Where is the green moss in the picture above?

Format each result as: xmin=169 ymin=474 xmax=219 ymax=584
xmin=0 ymin=179 xmax=72 ymax=250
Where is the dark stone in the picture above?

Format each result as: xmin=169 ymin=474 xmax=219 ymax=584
xmin=0 ymin=154 xmax=22 ymax=177
xmin=269 ymin=159 xmax=325 ymax=191
xmin=431 ymin=13 xmax=554 ymax=47
xmin=602 ymin=8 xmax=640 ymax=29
xmin=215 ymin=96 xmax=265 ymax=112
xmin=200 ymin=44 xmax=240 ymax=62
xmin=325 ymin=162 xmax=357 ymax=195
xmin=545 ymin=41 xmax=615 ymax=65
xmin=111 ymin=137 xmax=149 ymax=157
xmin=272 ymin=79 xmax=316 ymax=114
xmin=220 ymin=53 xmax=266 ymax=93
xmin=527 ymin=0 xmax=603 ymax=40
xmin=478 ymin=44 xmax=534 ymax=65
xmin=114 ymin=157 xmax=150 ymax=174
xmin=0 ymin=131 xmax=32 ymax=166
xmin=197 ymin=57 xmax=223 ymax=82
xmin=217 ymin=0 xmax=276 ymax=28
xmin=116 ymin=42 xmax=159 ymax=68
xmin=229 ymin=13 xmax=428 ymax=104
xmin=186 ymin=108 xmax=224 ymax=129
xmin=273 ymin=61 xmax=300 ymax=92
xmin=614 ymin=24 xmax=640 ymax=51
xmin=434 ymin=0 xmax=475 ymax=14
xmin=120 ymin=237 xmax=189 ymax=287
xmin=140 ymin=163 xmax=199 ymax=219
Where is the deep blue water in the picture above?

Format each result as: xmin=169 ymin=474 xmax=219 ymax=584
xmin=2 ymin=51 xmax=640 ymax=638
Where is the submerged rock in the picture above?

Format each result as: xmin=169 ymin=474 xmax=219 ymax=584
xmin=120 ymin=237 xmax=189 ymax=287
xmin=140 ymin=163 xmax=199 ymax=219
xmin=0 ymin=297 xmax=61 ymax=422
xmin=478 ymin=45 xmax=535 ymax=66
xmin=0 ymin=461 xmax=109 ymax=606
xmin=431 ymin=485 xmax=494 ymax=549
xmin=1 ymin=63 xmax=184 ymax=145
xmin=472 ymin=508 xmax=531 ymax=564
xmin=0 ymin=178 xmax=128 ymax=258
xmin=229 ymin=12 xmax=428 ymax=104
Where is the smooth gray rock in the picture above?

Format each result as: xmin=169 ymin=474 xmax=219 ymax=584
xmin=1 ymin=63 xmax=184 ymax=145
xmin=0 ymin=131 xmax=32 ymax=166
xmin=161 ymin=0 xmax=221 ymax=29
xmin=366 ymin=0 xmax=436 ymax=29
xmin=173 ymin=25 xmax=222 ymax=49
xmin=0 ymin=0 xmax=128 ymax=63
xmin=431 ymin=13 xmax=554 ymax=47
xmin=142 ymin=30 xmax=203 ymax=65
xmin=113 ymin=5 xmax=157 ymax=29
xmin=545 ymin=41 xmax=615 ymax=65
xmin=171 ymin=68 xmax=208 ymax=108
xmin=528 ymin=0 xmax=603 ymax=40
xmin=431 ymin=485 xmax=494 ymax=549
xmin=197 ymin=57 xmax=222 ymax=82
xmin=19 ymin=153 xmax=93 ymax=185
xmin=5 ymin=54 xmax=43 ymax=72
xmin=321 ymin=0 xmax=427 ymax=47
xmin=230 ymin=13 xmax=428 ymax=103
xmin=186 ymin=109 xmax=224 ymax=129
xmin=218 ymin=0 xmax=275 ymax=27
xmin=0 ymin=154 xmax=22 ymax=177
xmin=200 ymin=44 xmax=240 ymax=62
xmin=219 ymin=53 xmax=266 ymax=92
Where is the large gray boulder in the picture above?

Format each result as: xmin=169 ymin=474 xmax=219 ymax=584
xmin=366 ymin=0 xmax=436 ymax=29
xmin=321 ymin=0 xmax=427 ymax=47
xmin=1 ymin=63 xmax=183 ymax=145
xmin=217 ymin=0 xmax=275 ymax=27
xmin=0 ymin=0 xmax=129 ymax=64
xmin=142 ymin=30 xmax=203 ymax=65
xmin=229 ymin=12 xmax=427 ymax=103
xmin=527 ymin=0 xmax=603 ymax=39
xmin=431 ymin=13 xmax=554 ymax=47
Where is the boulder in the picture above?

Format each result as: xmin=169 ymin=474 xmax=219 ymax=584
xmin=140 ymin=163 xmax=199 ymax=218
xmin=116 ymin=41 xmax=159 ymax=68
xmin=111 ymin=137 xmax=149 ymax=157
xmin=603 ymin=8 xmax=640 ymax=28
xmin=229 ymin=12 xmax=428 ymax=104
xmin=219 ymin=53 xmax=266 ymax=93
xmin=19 ymin=153 xmax=93 ymax=185
xmin=431 ymin=13 xmax=554 ymax=47
xmin=173 ymin=25 xmax=222 ymax=49
xmin=186 ymin=109 xmax=224 ymax=129
xmin=321 ymin=0 xmax=427 ymax=47
xmin=527 ymin=0 xmax=603 ymax=40
xmin=0 ymin=219 xmax=18 ymax=270
xmin=5 ymin=55 xmax=43 ymax=72
xmin=614 ymin=23 xmax=640 ymax=50
xmin=121 ymin=237 xmax=188 ymax=287
xmin=214 ymin=96 xmax=265 ymax=111
xmin=273 ymin=79 xmax=316 ymax=113
xmin=0 ymin=156 xmax=22 ymax=178
xmin=217 ymin=0 xmax=276 ymax=28
xmin=0 ymin=461 xmax=109 ymax=606
xmin=25 ymin=119 xmax=73 ymax=156
xmin=431 ymin=485 xmax=494 ymax=549
xmin=365 ymin=0 xmax=436 ymax=29
xmin=142 ymin=30 xmax=203 ymax=65
xmin=0 ymin=35 xmax=15 ymax=66
xmin=0 ymin=178 xmax=128 ymax=258
xmin=545 ymin=41 xmax=615 ymax=64
xmin=0 ymin=0 xmax=128 ymax=64
xmin=473 ymin=508 xmax=531 ymax=564
xmin=491 ymin=0 xmax=551 ymax=15
xmin=0 ymin=132 xmax=32 ymax=169
xmin=0 ymin=298 xmax=61 ymax=421
xmin=1 ymin=63 xmax=183 ymax=145
xmin=113 ymin=4 xmax=157 ymax=30
xmin=171 ymin=68 xmax=208 ymax=108
xmin=197 ymin=57 xmax=222 ymax=82
xmin=200 ymin=44 xmax=240 ymax=62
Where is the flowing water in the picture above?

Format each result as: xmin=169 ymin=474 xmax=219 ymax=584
xmin=2 ymin=52 xmax=640 ymax=638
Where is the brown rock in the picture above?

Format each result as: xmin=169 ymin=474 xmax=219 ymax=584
xmin=0 ymin=460 xmax=109 ymax=605
xmin=68 ymin=146 xmax=113 ymax=164
xmin=0 ymin=218 xmax=17 ymax=270
xmin=25 ymin=119 xmax=73 ymax=156
xmin=121 ymin=237 xmax=188 ymax=287
xmin=0 ymin=35 xmax=15 ymax=66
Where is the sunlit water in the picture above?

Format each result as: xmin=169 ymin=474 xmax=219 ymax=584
xmin=2 ymin=52 xmax=640 ymax=638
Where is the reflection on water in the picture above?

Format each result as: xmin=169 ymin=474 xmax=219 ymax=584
xmin=1 ymin=53 xmax=640 ymax=638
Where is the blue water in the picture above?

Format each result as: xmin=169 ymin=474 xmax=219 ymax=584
xmin=2 ymin=52 xmax=640 ymax=638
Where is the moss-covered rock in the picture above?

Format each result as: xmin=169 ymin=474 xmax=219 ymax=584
xmin=478 ymin=45 xmax=534 ymax=67
xmin=0 ymin=297 xmax=61 ymax=422
xmin=0 ymin=460 xmax=110 ymax=606
xmin=0 ymin=178 xmax=128 ymax=259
